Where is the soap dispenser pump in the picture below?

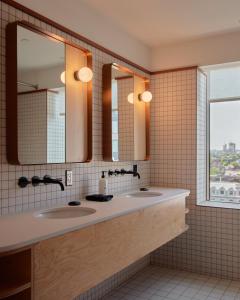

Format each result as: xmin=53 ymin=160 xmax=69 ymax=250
xmin=99 ymin=171 xmax=108 ymax=195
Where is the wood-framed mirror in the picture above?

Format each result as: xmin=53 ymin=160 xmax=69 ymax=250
xmin=6 ymin=21 xmax=92 ymax=165
xmin=102 ymin=63 xmax=150 ymax=162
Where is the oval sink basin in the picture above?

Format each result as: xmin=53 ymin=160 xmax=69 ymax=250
xmin=35 ymin=207 xmax=96 ymax=219
xmin=126 ymin=191 xmax=162 ymax=198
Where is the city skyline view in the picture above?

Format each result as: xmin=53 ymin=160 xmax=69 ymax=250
xmin=210 ymin=141 xmax=240 ymax=203
xmin=210 ymin=100 xmax=240 ymax=150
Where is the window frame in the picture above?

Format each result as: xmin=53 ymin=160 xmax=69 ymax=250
xmin=206 ymin=71 xmax=240 ymax=203
xmin=111 ymin=79 xmax=119 ymax=161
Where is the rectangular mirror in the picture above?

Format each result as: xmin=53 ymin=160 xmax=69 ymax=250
xmin=102 ymin=63 xmax=150 ymax=161
xmin=6 ymin=21 xmax=92 ymax=165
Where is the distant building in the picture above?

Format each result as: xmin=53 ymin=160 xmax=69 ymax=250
xmin=223 ymin=142 xmax=236 ymax=153
xmin=229 ymin=142 xmax=236 ymax=153
xmin=210 ymin=182 xmax=240 ymax=202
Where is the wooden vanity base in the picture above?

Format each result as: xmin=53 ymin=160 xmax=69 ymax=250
xmin=33 ymin=197 xmax=186 ymax=300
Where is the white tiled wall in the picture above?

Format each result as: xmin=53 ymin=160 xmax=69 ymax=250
xmin=0 ymin=2 xmax=150 ymax=299
xmin=150 ymin=69 xmax=197 ymax=191
xmin=150 ymin=68 xmax=240 ymax=281
xmin=18 ymin=90 xmax=47 ymax=164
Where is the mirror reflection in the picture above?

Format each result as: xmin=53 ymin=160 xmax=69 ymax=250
xmin=103 ymin=64 xmax=150 ymax=162
xmin=17 ymin=26 xmax=65 ymax=164
xmin=111 ymin=68 xmax=134 ymax=161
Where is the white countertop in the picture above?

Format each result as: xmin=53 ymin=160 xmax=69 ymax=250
xmin=0 ymin=187 xmax=190 ymax=253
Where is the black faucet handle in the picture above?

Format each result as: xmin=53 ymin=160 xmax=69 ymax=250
xmin=32 ymin=176 xmax=42 ymax=186
xmin=133 ymin=165 xmax=138 ymax=173
xmin=115 ymin=169 xmax=120 ymax=174
xmin=108 ymin=170 xmax=114 ymax=176
xmin=18 ymin=177 xmax=31 ymax=188
xmin=42 ymin=175 xmax=50 ymax=184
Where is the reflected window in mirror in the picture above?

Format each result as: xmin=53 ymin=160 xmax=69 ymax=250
xmin=17 ymin=26 xmax=66 ymax=164
xmin=112 ymin=80 xmax=119 ymax=161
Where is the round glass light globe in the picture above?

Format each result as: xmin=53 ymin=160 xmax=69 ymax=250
xmin=76 ymin=67 xmax=93 ymax=83
xmin=141 ymin=91 xmax=152 ymax=103
xmin=60 ymin=71 xmax=65 ymax=84
xmin=127 ymin=92 xmax=134 ymax=104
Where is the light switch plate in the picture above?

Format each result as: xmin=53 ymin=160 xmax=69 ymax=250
xmin=65 ymin=170 xmax=73 ymax=186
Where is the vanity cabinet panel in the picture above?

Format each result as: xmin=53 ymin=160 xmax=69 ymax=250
xmin=32 ymin=197 xmax=186 ymax=300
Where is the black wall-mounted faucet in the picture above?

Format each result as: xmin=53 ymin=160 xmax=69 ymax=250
xmin=32 ymin=175 xmax=64 ymax=191
xmin=108 ymin=165 xmax=140 ymax=179
xmin=18 ymin=175 xmax=64 ymax=191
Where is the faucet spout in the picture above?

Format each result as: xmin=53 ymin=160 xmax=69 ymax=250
xmin=43 ymin=175 xmax=65 ymax=191
xmin=31 ymin=175 xmax=64 ymax=191
xmin=135 ymin=172 xmax=141 ymax=179
xmin=133 ymin=164 xmax=140 ymax=179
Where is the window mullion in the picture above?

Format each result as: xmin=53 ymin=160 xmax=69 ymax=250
xmin=209 ymin=96 xmax=240 ymax=103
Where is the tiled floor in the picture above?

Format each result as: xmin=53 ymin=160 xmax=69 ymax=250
xmin=102 ymin=266 xmax=240 ymax=300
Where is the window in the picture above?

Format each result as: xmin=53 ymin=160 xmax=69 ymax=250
xmin=207 ymin=63 xmax=240 ymax=204
xmin=112 ymin=80 xmax=119 ymax=161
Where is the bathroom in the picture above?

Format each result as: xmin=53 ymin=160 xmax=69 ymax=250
xmin=0 ymin=0 xmax=240 ymax=299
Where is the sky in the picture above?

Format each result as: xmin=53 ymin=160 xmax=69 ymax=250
xmin=209 ymin=65 xmax=240 ymax=150
xmin=210 ymin=101 xmax=240 ymax=150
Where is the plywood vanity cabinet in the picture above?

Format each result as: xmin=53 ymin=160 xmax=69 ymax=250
xmin=0 ymin=194 xmax=189 ymax=300
xmin=0 ymin=248 xmax=32 ymax=299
